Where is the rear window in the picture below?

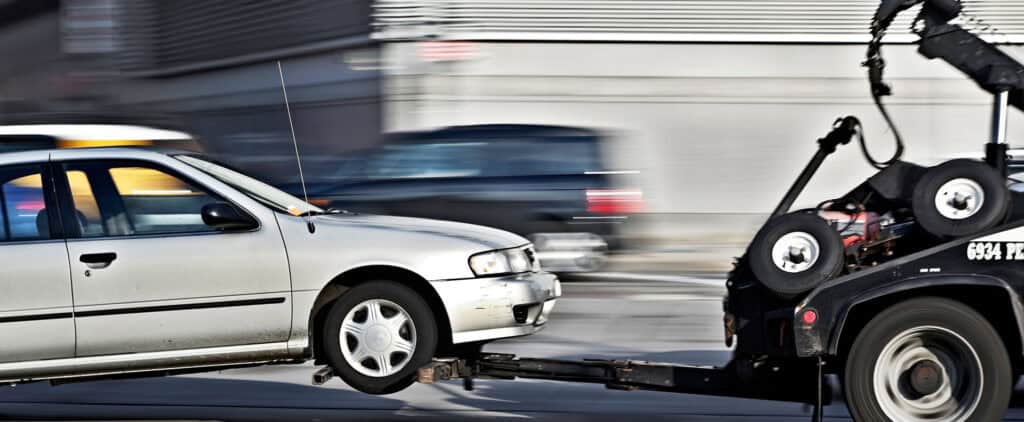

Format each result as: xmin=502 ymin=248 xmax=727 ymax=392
xmin=0 ymin=164 xmax=52 ymax=242
xmin=347 ymin=136 xmax=603 ymax=180
xmin=489 ymin=138 xmax=602 ymax=176
xmin=368 ymin=143 xmax=483 ymax=179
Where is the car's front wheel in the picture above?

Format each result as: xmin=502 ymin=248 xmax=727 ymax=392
xmin=323 ymin=281 xmax=438 ymax=394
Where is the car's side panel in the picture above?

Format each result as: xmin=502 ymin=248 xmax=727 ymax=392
xmin=0 ymin=342 xmax=294 ymax=384
xmin=0 ymin=241 xmax=75 ymax=363
xmin=0 ymin=158 xmax=75 ymax=363
xmin=46 ymin=152 xmax=296 ymax=356
xmin=65 ymin=232 xmax=293 ymax=357
xmin=276 ymin=213 xmax=519 ymax=292
xmin=288 ymin=289 xmax=319 ymax=355
xmin=275 ymin=213 xmax=524 ymax=346
xmin=275 ymin=214 xmax=560 ymax=347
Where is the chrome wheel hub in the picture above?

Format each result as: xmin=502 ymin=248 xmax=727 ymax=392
xmin=873 ymin=326 xmax=983 ymax=421
xmin=340 ymin=299 xmax=417 ymax=378
xmin=935 ymin=178 xmax=985 ymax=220
xmin=771 ymin=232 xmax=820 ymax=273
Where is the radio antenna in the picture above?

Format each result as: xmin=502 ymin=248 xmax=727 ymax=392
xmin=277 ymin=60 xmax=315 ymax=233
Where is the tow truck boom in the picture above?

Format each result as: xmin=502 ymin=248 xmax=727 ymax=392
xmin=869 ymin=0 xmax=1024 ymax=104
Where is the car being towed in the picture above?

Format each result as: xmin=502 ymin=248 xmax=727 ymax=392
xmin=0 ymin=147 xmax=559 ymax=394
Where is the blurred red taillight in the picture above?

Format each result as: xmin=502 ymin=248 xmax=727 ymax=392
xmin=586 ymin=189 xmax=644 ymax=214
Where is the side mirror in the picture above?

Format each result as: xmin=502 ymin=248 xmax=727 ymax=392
xmin=202 ymin=202 xmax=258 ymax=231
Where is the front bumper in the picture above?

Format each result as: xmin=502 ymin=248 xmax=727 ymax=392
xmin=430 ymin=271 xmax=561 ymax=344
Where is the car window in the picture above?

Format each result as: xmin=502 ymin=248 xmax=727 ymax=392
xmin=0 ymin=164 xmax=52 ymax=242
xmin=369 ymin=143 xmax=483 ymax=179
xmin=63 ymin=161 xmax=220 ymax=237
xmin=490 ymin=138 xmax=603 ymax=176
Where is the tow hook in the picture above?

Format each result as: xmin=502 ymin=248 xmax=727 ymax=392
xmin=723 ymin=312 xmax=736 ymax=347
xmin=312 ymin=366 xmax=334 ymax=385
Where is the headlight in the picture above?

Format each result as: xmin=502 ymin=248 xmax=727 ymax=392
xmin=469 ymin=246 xmax=538 ymax=277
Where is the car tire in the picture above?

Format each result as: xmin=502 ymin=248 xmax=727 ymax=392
xmin=323 ymin=281 xmax=438 ymax=395
xmin=912 ymin=159 xmax=1009 ymax=239
xmin=747 ymin=212 xmax=844 ymax=298
xmin=844 ymin=297 xmax=1011 ymax=422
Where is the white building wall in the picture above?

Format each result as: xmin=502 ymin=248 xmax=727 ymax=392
xmin=375 ymin=0 xmax=1024 ymax=241
xmin=383 ymin=41 xmax=1024 ymax=241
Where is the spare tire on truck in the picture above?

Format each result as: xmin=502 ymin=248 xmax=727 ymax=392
xmin=747 ymin=212 xmax=844 ymax=299
xmin=912 ymin=159 xmax=1009 ymax=239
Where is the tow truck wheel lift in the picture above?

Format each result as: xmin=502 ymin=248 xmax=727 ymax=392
xmin=416 ymin=1 xmax=1024 ymax=421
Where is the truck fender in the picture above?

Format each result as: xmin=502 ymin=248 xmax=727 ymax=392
xmin=825 ymin=275 xmax=1024 ymax=357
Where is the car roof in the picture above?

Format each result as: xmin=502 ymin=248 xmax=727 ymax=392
xmin=0 ymin=146 xmax=196 ymax=168
xmin=0 ymin=124 xmax=193 ymax=141
xmin=0 ymin=146 xmax=197 ymax=159
xmin=391 ymin=124 xmax=600 ymax=143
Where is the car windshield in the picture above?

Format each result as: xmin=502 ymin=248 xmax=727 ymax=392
xmin=175 ymin=155 xmax=322 ymax=215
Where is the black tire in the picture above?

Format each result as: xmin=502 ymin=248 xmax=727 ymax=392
xmin=912 ymin=159 xmax=1009 ymax=239
xmin=322 ymin=281 xmax=438 ymax=395
xmin=747 ymin=212 xmax=844 ymax=298
xmin=844 ymin=297 xmax=1011 ymax=422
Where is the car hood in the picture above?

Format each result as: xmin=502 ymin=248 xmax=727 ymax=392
xmin=275 ymin=212 xmax=531 ymax=283
xmin=316 ymin=213 xmax=527 ymax=250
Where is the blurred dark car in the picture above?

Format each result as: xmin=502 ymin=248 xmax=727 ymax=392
xmin=289 ymin=124 xmax=642 ymax=272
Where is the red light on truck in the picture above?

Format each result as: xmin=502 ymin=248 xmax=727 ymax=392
xmin=801 ymin=309 xmax=818 ymax=325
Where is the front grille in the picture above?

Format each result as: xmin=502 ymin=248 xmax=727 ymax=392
xmin=512 ymin=305 xmax=531 ymax=324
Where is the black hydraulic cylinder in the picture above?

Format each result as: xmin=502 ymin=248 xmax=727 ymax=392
xmin=770 ymin=117 xmax=860 ymax=218
xmin=771 ymin=150 xmax=828 ymax=219
xmin=987 ymin=143 xmax=1009 ymax=178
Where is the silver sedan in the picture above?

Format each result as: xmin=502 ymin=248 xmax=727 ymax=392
xmin=0 ymin=147 xmax=560 ymax=394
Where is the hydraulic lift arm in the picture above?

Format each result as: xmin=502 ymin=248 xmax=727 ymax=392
xmin=869 ymin=0 xmax=1024 ymax=173
xmin=868 ymin=0 xmax=1024 ymax=101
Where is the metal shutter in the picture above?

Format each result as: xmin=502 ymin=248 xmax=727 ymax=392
xmin=372 ymin=0 xmax=1024 ymax=43
xmin=118 ymin=0 xmax=373 ymax=75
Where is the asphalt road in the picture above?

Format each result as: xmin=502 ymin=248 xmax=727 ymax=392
xmin=3 ymin=275 xmax=1024 ymax=421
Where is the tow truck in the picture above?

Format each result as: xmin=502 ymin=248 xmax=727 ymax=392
xmin=406 ymin=1 xmax=1024 ymax=420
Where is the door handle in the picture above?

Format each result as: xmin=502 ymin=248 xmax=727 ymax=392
xmin=80 ymin=252 xmax=117 ymax=269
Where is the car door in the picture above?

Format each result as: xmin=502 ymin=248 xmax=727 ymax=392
xmin=0 ymin=159 xmax=75 ymax=363
xmin=54 ymin=157 xmax=292 ymax=356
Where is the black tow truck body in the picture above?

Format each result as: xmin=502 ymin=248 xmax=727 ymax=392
xmin=792 ymin=226 xmax=1024 ymax=360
